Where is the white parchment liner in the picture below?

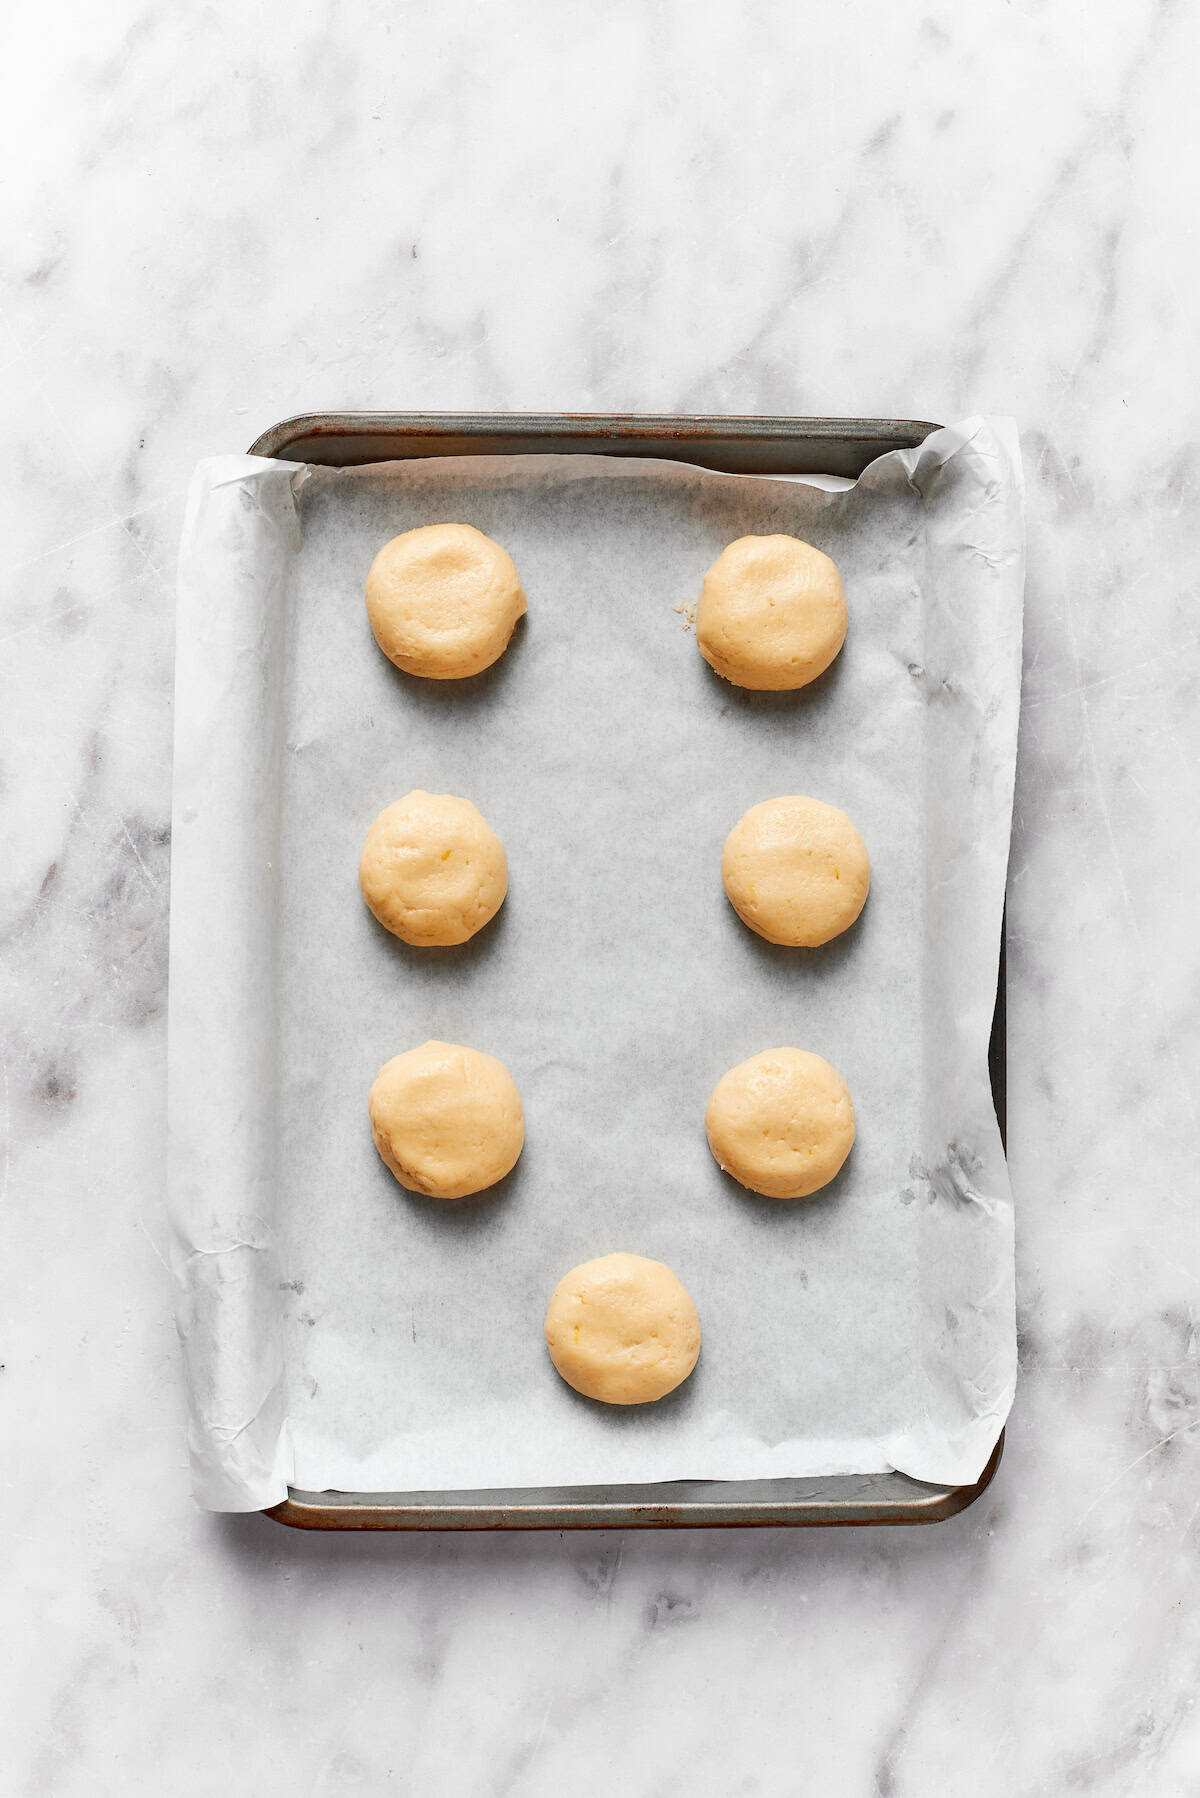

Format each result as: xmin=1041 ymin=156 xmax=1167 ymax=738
xmin=169 ymin=419 xmax=1023 ymax=1509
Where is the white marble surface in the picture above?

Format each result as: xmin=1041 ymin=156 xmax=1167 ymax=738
xmin=3 ymin=3 xmax=1199 ymax=1793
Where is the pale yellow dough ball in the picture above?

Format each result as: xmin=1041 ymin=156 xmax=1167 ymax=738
xmin=359 ymin=790 xmax=507 ymax=947
xmin=544 ymin=1253 xmax=701 ymax=1405
xmin=722 ymin=795 xmax=870 ymax=947
xmin=365 ymin=522 xmax=527 ymax=679
xmin=369 ymin=1040 xmax=524 ymax=1199
xmin=705 ymin=1048 xmax=855 ymax=1199
xmin=696 ymin=534 xmax=847 ymax=690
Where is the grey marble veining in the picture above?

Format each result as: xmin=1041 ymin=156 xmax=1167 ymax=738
xmin=3 ymin=2 xmax=1199 ymax=1793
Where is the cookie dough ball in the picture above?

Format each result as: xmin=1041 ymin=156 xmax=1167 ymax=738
xmin=696 ymin=534 xmax=846 ymax=690
xmin=544 ymin=1253 xmax=701 ymax=1405
xmin=706 ymin=1048 xmax=855 ymax=1199
xmin=722 ymin=795 xmax=870 ymax=947
xmin=359 ymin=790 xmax=507 ymax=947
xmin=366 ymin=522 xmax=526 ymax=679
xmin=369 ymin=1040 xmax=524 ymax=1198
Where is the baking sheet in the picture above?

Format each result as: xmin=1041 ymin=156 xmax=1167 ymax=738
xmin=168 ymin=418 xmax=1023 ymax=1511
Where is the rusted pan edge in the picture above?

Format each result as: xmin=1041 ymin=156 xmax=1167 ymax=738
xmin=248 ymin=411 xmax=939 ymax=479
xmin=266 ymin=1436 xmax=1003 ymax=1531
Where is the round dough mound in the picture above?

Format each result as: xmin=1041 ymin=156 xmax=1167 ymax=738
xmin=705 ymin=1048 xmax=855 ymax=1199
xmin=544 ymin=1253 xmax=701 ymax=1405
xmin=369 ymin=1040 xmax=524 ymax=1199
xmin=359 ymin=790 xmax=507 ymax=946
xmin=365 ymin=522 xmax=527 ymax=679
xmin=722 ymin=795 xmax=870 ymax=947
xmin=696 ymin=534 xmax=847 ymax=691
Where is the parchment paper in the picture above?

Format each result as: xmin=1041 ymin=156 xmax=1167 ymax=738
xmin=168 ymin=418 xmax=1023 ymax=1510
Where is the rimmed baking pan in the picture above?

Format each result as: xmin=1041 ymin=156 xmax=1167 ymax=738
xmin=227 ymin=411 xmax=1009 ymax=1531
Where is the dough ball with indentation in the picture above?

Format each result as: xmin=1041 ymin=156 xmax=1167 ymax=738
xmin=706 ymin=1048 xmax=855 ymax=1199
xmin=696 ymin=534 xmax=846 ymax=690
xmin=366 ymin=522 xmax=527 ymax=679
xmin=359 ymin=790 xmax=507 ymax=946
xmin=369 ymin=1040 xmax=524 ymax=1198
xmin=722 ymin=795 xmax=870 ymax=947
xmin=544 ymin=1253 xmax=701 ymax=1405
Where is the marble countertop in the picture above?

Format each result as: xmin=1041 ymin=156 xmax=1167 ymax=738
xmin=4 ymin=4 xmax=1199 ymax=1793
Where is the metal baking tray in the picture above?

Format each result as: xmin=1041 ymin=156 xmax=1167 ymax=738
xmin=247 ymin=412 xmax=1007 ymax=1530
